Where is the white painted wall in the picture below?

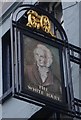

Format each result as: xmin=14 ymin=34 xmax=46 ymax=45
xmin=2 ymin=98 xmax=41 ymax=118
xmin=62 ymin=2 xmax=79 ymax=46
xmin=62 ymin=2 xmax=81 ymax=99
xmin=79 ymin=2 xmax=81 ymax=100
xmin=0 ymin=105 xmax=2 ymax=120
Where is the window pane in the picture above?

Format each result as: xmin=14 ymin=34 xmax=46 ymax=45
xmin=2 ymin=30 xmax=12 ymax=94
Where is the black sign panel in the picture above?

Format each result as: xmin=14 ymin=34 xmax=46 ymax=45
xmin=11 ymin=5 xmax=68 ymax=108
xmin=19 ymin=32 xmax=65 ymax=106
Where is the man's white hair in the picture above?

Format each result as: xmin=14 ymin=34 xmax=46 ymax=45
xmin=34 ymin=44 xmax=53 ymax=67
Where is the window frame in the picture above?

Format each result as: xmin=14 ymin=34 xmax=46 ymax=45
xmin=1 ymin=30 xmax=12 ymax=103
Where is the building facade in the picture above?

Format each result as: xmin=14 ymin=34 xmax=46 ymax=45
xmin=0 ymin=1 xmax=81 ymax=119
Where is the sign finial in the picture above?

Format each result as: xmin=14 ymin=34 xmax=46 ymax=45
xmin=26 ymin=10 xmax=56 ymax=37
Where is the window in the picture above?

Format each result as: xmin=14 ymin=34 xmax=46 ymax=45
xmin=2 ymin=30 xmax=12 ymax=95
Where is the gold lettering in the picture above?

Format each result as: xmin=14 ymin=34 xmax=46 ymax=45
xmin=40 ymin=15 xmax=51 ymax=33
xmin=28 ymin=85 xmax=44 ymax=95
xmin=46 ymin=93 xmax=51 ymax=97
xmin=28 ymin=85 xmax=61 ymax=101
xmin=26 ymin=10 xmax=56 ymax=37
xmin=39 ymin=85 xmax=47 ymax=91
xmin=46 ymin=93 xmax=60 ymax=101
xmin=28 ymin=85 xmax=32 ymax=90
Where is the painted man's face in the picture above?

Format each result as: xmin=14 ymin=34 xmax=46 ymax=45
xmin=35 ymin=49 xmax=47 ymax=67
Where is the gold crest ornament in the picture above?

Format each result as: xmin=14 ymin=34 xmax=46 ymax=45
xmin=26 ymin=10 xmax=56 ymax=37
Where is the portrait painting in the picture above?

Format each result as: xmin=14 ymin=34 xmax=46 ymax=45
xmin=23 ymin=35 xmax=63 ymax=102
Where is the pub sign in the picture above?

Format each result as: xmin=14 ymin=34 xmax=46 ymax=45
xmin=11 ymin=5 xmax=68 ymax=109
